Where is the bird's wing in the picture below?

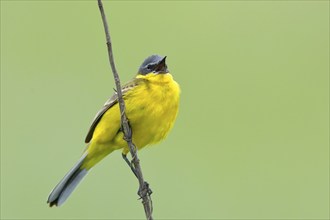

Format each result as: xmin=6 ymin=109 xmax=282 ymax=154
xmin=84 ymin=79 xmax=140 ymax=143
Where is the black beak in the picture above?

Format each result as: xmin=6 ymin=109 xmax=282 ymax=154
xmin=155 ymin=56 xmax=168 ymax=73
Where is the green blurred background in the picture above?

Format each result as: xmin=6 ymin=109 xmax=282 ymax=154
xmin=1 ymin=1 xmax=329 ymax=219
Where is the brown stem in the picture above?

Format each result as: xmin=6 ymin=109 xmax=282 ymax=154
xmin=97 ymin=1 xmax=153 ymax=219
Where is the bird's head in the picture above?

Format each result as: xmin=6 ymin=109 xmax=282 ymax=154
xmin=138 ymin=55 xmax=169 ymax=75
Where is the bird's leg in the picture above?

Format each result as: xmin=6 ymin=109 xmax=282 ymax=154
xmin=130 ymin=156 xmax=153 ymax=197
xmin=121 ymin=154 xmax=153 ymax=197
xmin=121 ymin=123 xmax=152 ymax=197
xmin=121 ymin=118 xmax=137 ymax=177
xmin=122 ymin=153 xmax=138 ymax=178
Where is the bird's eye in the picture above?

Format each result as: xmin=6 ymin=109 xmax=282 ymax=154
xmin=147 ymin=64 xmax=154 ymax=70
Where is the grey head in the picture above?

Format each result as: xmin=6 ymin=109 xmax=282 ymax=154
xmin=138 ymin=55 xmax=169 ymax=75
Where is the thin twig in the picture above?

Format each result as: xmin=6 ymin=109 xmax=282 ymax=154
xmin=97 ymin=1 xmax=153 ymax=219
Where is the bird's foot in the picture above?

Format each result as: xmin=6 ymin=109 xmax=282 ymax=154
xmin=138 ymin=181 xmax=153 ymax=199
xmin=122 ymin=153 xmax=138 ymax=178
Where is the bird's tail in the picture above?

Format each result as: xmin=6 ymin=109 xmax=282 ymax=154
xmin=47 ymin=153 xmax=88 ymax=207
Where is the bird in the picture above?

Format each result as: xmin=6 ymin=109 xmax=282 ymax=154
xmin=47 ymin=55 xmax=180 ymax=207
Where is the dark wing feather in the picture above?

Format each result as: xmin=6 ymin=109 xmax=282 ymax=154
xmin=84 ymin=79 xmax=140 ymax=143
xmin=84 ymin=94 xmax=117 ymax=143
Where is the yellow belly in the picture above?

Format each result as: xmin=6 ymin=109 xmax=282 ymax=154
xmin=82 ymin=73 xmax=180 ymax=169
xmin=124 ymin=79 xmax=180 ymax=149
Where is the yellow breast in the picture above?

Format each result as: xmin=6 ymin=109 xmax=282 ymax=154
xmin=120 ymin=73 xmax=180 ymax=149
